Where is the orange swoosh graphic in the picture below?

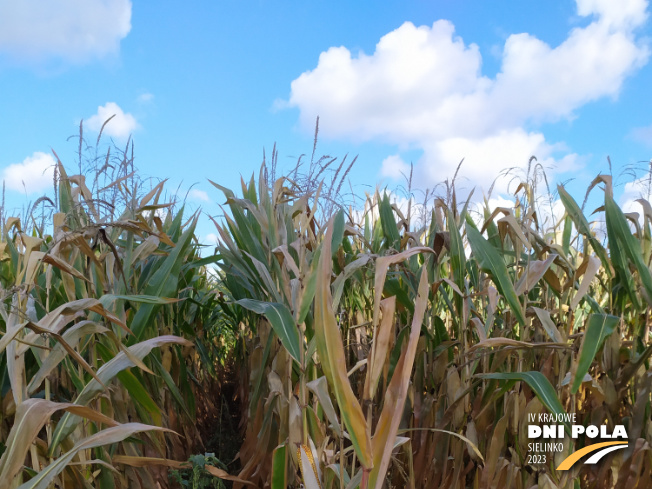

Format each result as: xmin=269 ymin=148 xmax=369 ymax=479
xmin=557 ymin=441 xmax=628 ymax=470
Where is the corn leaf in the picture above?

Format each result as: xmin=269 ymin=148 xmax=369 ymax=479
xmin=18 ymin=424 xmax=170 ymax=489
xmin=0 ymin=399 xmax=118 ymax=485
xmin=572 ymin=314 xmax=619 ymax=393
xmin=465 ymin=223 xmax=525 ymax=326
xmin=380 ymin=194 xmax=401 ymax=250
xmin=49 ymin=335 xmax=191 ymax=454
xmin=129 ymin=217 xmax=198 ymax=340
xmin=605 ymin=192 xmax=652 ymax=306
xmin=271 ymin=444 xmax=288 ymax=489
xmin=314 ymin=218 xmax=372 ymax=469
xmin=476 ymin=372 xmax=567 ymax=427
xmin=306 ymin=376 xmax=342 ymax=437
xmin=369 ymin=266 xmax=429 ymax=489
xmin=236 ymin=299 xmax=301 ymax=364
xmin=558 ymin=185 xmax=611 ymax=276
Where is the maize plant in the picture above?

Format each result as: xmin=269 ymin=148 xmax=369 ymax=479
xmin=212 ymin=168 xmax=652 ymax=489
xmin=0 ymin=148 xmax=227 ymax=488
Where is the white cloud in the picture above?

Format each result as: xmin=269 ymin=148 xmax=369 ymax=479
xmin=0 ymin=0 xmax=132 ymax=64
xmin=203 ymin=233 xmax=219 ymax=245
xmin=188 ymin=189 xmax=211 ymax=202
xmin=485 ymin=196 xmax=517 ymax=212
xmin=137 ymin=92 xmax=154 ymax=104
xmin=576 ymin=0 xmax=648 ymax=29
xmin=621 ymin=174 xmax=652 ymax=216
xmin=380 ymin=155 xmax=410 ymax=179
xmin=629 ymin=124 xmax=652 ymax=147
xmin=86 ymin=102 xmax=139 ymax=140
xmin=2 ymin=152 xmax=56 ymax=194
xmin=287 ymin=0 xmax=649 ymax=191
xmin=624 ymin=174 xmax=652 ymax=199
xmin=421 ymin=129 xmax=584 ymax=194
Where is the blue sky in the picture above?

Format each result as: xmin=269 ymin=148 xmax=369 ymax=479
xmin=1 ymin=0 xmax=652 ymax=244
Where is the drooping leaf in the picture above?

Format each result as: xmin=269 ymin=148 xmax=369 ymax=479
xmin=306 ymin=376 xmax=342 ymax=437
xmin=0 ymin=399 xmax=117 ymax=485
xmin=49 ymin=336 xmax=191 ymax=454
xmin=476 ymin=372 xmax=567 ymax=427
xmin=18 ymin=424 xmax=171 ymax=489
xmin=532 ymin=307 xmax=565 ymax=343
xmin=27 ymin=321 xmax=108 ymax=394
xmin=236 ymin=299 xmax=301 ymax=364
xmin=570 ymin=255 xmax=601 ymax=309
xmin=206 ymin=465 xmax=258 ymax=487
xmin=514 ymin=254 xmax=557 ymax=296
xmin=372 ymin=246 xmax=434 ymax=330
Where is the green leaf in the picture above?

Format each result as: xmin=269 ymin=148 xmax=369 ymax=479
xmin=562 ymin=215 xmax=572 ymax=255
xmin=236 ymin=299 xmax=302 ymax=364
xmin=56 ymin=163 xmax=74 ymax=216
xmin=604 ymin=211 xmax=640 ymax=310
xmin=572 ymin=314 xmax=619 ymax=393
xmin=331 ymin=209 xmax=345 ymax=256
xmin=383 ymin=279 xmax=413 ymax=315
xmin=129 ymin=217 xmax=198 ymax=340
xmin=103 ymin=294 xmax=180 ymax=305
xmin=332 ymin=253 xmax=371 ymax=309
xmin=558 ymin=185 xmax=611 ymax=277
xmin=298 ymin=248 xmax=321 ymax=325
xmin=476 ymin=372 xmax=567 ymax=427
xmin=380 ymin=193 xmax=400 ymax=249
xmin=271 ymin=444 xmax=288 ymax=489
xmin=605 ymin=192 xmax=652 ymax=306
xmin=447 ymin=210 xmax=466 ymax=292
xmin=151 ymin=355 xmax=193 ymax=419
xmin=116 ymin=370 xmax=162 ymax=425
xmin=465 ymin=223 xmax=525 ymax=326
xmin=185 ymin=253 xmax=221 ymax=270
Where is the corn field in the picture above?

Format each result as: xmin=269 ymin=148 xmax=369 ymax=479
xmin=0 ymin=144 xmax=651 ymax=488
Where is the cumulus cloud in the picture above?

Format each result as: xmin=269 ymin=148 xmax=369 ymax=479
xmin=380 ymin=155 xmax=411 ymax=180
xmin=287 ymin=0 xmax=650 ymax=191
xmin=0 ymin=0 xmax=132 ymax=64
xmin=2 ymin=152 xmax=56 ymax=194
xmin=203 ymin=233 xmax=219 ymax=246
xmin=621 ymin=173 xmax=652 ymax=212
xmin=188 ymin=189 xmax=211 ymax=202
xmin=576 ymin=0 xmax=648 ymax=29
xmin=86 ymin=102 xmax=139 ymax=140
